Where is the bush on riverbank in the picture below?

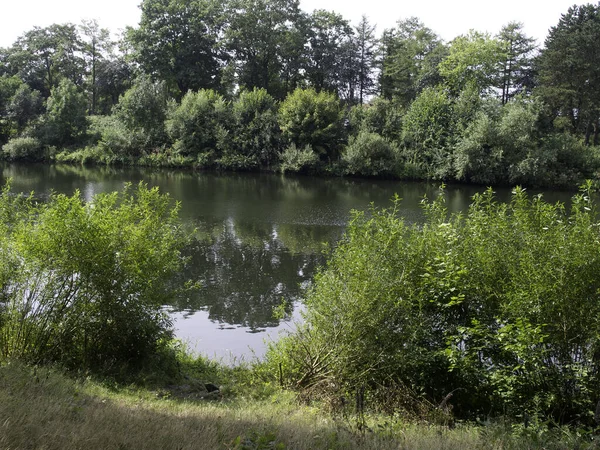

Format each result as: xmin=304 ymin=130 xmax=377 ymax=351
xmin=268 ymin=182 xmax=600 ymax=426
xmin=0 ymin=182 xmax=187 ymax=375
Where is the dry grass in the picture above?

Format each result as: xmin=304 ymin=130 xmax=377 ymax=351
xmin=0 ymin=362 xmax=593 ymax=450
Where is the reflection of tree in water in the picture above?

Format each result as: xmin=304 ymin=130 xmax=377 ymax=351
xmin=169 ymin=217 xmax=339 ymax=331
xmin=276 ymin=223 xmax=341 ymax=255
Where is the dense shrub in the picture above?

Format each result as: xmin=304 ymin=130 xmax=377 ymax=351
xmin=279 ymin=143 xmax=319 ymax=174
xmin=231 ymin=88 xmax=280 ymax=167
xmin=0 ymin=183 xmax=186 ymax=374
xmin=269 ymin=183 xmax=600 ymax=425
xmin=278 ymin=88 xmax=344 ymax=160
xmin=6 ymin=84 xmax=44 ymax=134
xmin=166 ymin=89 xmax=232 ymax=161
xmin=453 ymin=99 xmax=600 ymax=187
xmin=342 ymin=131 xmax=398 ymax=177
xmin=513 ymin=132 xmax=600 ymax=188
xmin=348 ymin=97 xmax=404 ymax=143
xmin=2 ymin=137 xmax=43 ymax=161
xmin=88 ymin=115 xmax=141 ymax=159
xmin=42 ymin=79 xmax=88 ymax=147
xmin=401 ymin=87 xmax=454 ymax=179
xmin=453 ymin=109 xmax=504 ymax=184
xmin=112 ymin=76 xmax=170 ymax=153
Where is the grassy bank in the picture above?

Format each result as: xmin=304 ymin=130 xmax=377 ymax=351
xmin=0 ymin=361 xmax=596 ymax=450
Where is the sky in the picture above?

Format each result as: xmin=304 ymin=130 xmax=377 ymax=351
xmin=0 ymin=0 xmax=586 ymax=49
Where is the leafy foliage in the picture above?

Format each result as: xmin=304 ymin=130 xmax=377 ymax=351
xmin=130 ymin=0 xmax=227 ymax=96
xmin=0 ymin=182 xmax=186 ymax=374
xmin=269 ymin=184 xmax=600 ymax=425
xmin=231 ymin=88 xmax=280 ymax=166
xmin=342 ymin=131 xmax=398 ymax=177
xmin=225 ymin=0 xmax=306 ymax=99
xmin=43 ymin=78 xmax=88 ymax=147
xmin=439 ymin=31 xmax=505 ymax=97
xmin=166 ymin=89 xmax=232 ymax=162
xmin=278 ymin=143 xmax=319 ymax=174
xmin=1 ymin=3 xmax=600 ymax=190
xmin=380 ymin=18 xmax=445 ymax=105
xmin=278 ymin=87 xmax=344 ymax=160
xmin=401 ymin=87 xmax=454 ymax=178
xmin=111 ymin=76 xmax=171 ymax=154
xmin=1 ymin=137 xmax=43 ymax=161
xmin=537 ymin=3 xmax=600 ymax=144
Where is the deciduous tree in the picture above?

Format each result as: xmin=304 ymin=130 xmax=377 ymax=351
xmin=130 ymin=0 xmax=227 ymax=96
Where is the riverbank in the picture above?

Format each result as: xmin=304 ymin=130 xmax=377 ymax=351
xmin=0 ymin=361 xmax=591 ymax=450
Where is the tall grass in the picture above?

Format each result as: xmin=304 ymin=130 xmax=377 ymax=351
xmin=2 ymin=361 xmax=592 ymax=450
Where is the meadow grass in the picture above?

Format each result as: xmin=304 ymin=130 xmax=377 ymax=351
xmin=0 ymin=361 xmax=596 ymax=450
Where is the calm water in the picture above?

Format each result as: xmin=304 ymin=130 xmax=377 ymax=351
xmin=0 ymin=163 xmax=576 ymax=361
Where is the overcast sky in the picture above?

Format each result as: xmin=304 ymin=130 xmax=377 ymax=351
xmin=0 ymin=0 xmax=585 ymax=49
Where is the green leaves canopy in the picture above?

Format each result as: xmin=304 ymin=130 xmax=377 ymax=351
xmin=130 ymin=0 xmax=227 ymax=96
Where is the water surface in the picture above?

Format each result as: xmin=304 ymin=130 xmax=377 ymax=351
xmin=0 ymin=163 xmax=576 ymax=361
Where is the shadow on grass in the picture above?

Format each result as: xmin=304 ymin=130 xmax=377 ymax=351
xmin=0 ymin=363 xmax=401 ymax=450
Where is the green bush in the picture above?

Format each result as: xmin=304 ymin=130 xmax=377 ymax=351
xmin=166 ymin=89 xmax=232 ymax=159
xmin=112 ymin=76 xmax=171 ymax=153
xmin=2 ymin=137 xmax=43 ymax=161
xmin=231 ymin=88 xmax=281 ymax=167
xmin=216 ymin=154 xmax=260 ymax=171
xmin=348 ymin=97 xmax=404 ymax=143
xmin=278 ymin=88 xmax=344 ymax=160
xmin=341 ymin=131 xmax=398 ymax=177
xmin=88 ymin=115 xmax=143 ymax=158
xmin=0 ymin=182 xmax=187 ymax=374
xmin=513 ymin=132 xmax=600 ymax=188
xmin=278 ymin=144 xmax=320 ymax=174
xmin=269 ymin=183 xmax=600 ymax=425
xmin=453 ymin=109 xmax=504 ymax=184
xmin=401 ymin=87 xmax=454 ymax=179
xmin=43 ymin=79 xmax=88 ymax=147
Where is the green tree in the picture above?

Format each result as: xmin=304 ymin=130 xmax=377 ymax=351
xmin=380 ymin=18 xmax=445 ymax=105
xmin=5 ymin=24 xmax=84 ymax=97
xmin=80 ymin=19 xmax=113 ymax=115
xmin=166 ymin=89 xmax=232 ymax=161
xmin=496 ymin=22 xmax=536 ymax=104
xmin=306 ymin=10 xmax=354 ymax=95
xmin=43 ymin=78 xmax=88 ymax=146
xmin=401 ymin=86 xmax=454 ymax=178
xmin=130 ymin=0 xmax=227 ymax=96
xmin=111 ymin=76 xmax=170 ymax=152
xmin=6 ymin=83 xmax=44 ymax=134
xmin=226 ymin=0 xmax=305 ymax=99
xmin=354 ymin=15 xmax=378 ymax=104
xmin=95 ymin=54 xmax=133 ymax=114
xmin=231 ymin=88 xmax=280 ymax=166
xmin=0 ymin=76 xmax=25 ymax=143
xmin=278 ymin=87 xmax=344 ymax=159
xmin=439 ymin=30 xmax=505 ymax=97
xmin=537 ymin=3 xmax=600 ymax=144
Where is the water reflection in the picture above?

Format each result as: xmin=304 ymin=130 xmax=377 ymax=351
xmin=1 ymin=163 xmax=578 ymax=359
xmin=171 ymin=217 xmax=339 ymax=331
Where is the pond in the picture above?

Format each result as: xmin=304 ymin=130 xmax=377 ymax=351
xmin=0 ymin=163 xmax=576 ymax=362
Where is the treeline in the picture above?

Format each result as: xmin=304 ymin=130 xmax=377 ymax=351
xmin=1 ymin=1 xmax=600 ymax=187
